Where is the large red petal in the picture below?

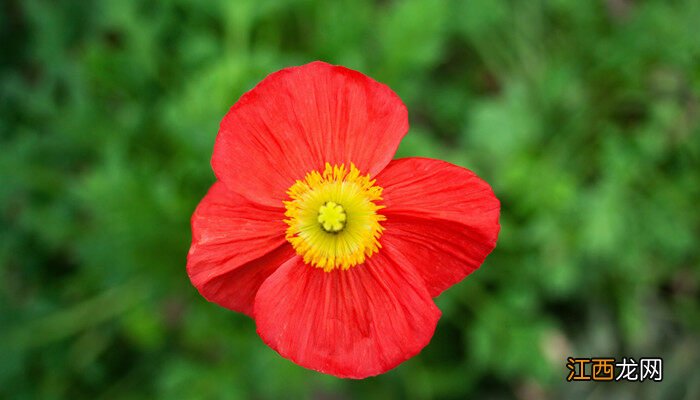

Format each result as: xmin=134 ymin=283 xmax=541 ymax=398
xmin=253 ymin=249 xmax=440 ymax=378
xmin=187 ymin=181 xmax=292 ymax=316
xmin=212 ymin=61 xmax=408 ymax=207
xmin=375 ymin=157 xmax=500 ymax=297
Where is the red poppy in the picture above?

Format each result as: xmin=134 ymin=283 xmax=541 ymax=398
xmin=187 ymin=61 xmax=500 ymax=378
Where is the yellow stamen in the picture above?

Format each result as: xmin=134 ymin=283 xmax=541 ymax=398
xmin=284 ymin=163 xmax=385 ymax=272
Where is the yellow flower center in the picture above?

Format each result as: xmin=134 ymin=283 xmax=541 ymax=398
xmin=317 ymin=201 xmax=347 ymax=233
xmin=284 ymin=163 xmax=385 ymax=272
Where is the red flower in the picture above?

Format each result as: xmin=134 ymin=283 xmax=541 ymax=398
xmin=187 ymin=61 xmax=500 ymax=378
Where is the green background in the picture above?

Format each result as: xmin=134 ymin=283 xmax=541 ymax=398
xmin=2 ymin=0 xmax=699 ymax=398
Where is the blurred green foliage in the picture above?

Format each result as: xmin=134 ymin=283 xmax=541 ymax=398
xmin=2 ymin=0 xmax=699 ymax=399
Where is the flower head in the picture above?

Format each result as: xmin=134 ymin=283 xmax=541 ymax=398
xmin=187 ymin=61 xmax=500 ymax=378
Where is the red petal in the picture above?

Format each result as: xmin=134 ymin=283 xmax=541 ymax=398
xmin=375 ymin=157 xmax=500 ymax=297
xmin=253 ymin=249 xmax=440 ymax=378
xmin=212 ymin=61 xmax=408 ymax=207
xmin=187 ymin=181 xmax=292 ymax=316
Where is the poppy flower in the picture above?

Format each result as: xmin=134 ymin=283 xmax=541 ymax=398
xmin=187 ymin=61 xmax=500 ymax=378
